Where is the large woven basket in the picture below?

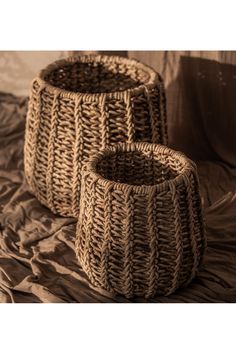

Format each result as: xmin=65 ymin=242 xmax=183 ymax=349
xmin=24 ymin=55 xmax=167 ymax=217
xmin=76 ymin=143 xmax=206 ymax=299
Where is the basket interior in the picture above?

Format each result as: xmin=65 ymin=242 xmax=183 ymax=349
xmin=43 ymin=60 xmax=151 ymax=93
xmin=96 ymin=150 xmax=186 ymax=186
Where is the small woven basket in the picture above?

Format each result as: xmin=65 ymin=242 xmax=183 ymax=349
xmin=24 ymin=55 xmax=167 ymax=217
xmin=76 ymin=143 xmax=206 ymax=299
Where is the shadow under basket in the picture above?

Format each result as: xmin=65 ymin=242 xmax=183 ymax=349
xmin=24 ymin=55 xmax=167 ymax=217
xmin=76 ymin=143 xmax=206 ymax=299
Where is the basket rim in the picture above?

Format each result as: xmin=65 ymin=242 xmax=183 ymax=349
xmin=83 ymin=143 xmax=196 ymax=194
xmin=34 ymin=54 xmax=161 ymax=99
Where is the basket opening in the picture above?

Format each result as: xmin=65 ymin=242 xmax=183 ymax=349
xmin=96 ymin=151 xmax=186 ymax=186
xmin=42 ymin=60 xmax=151 ymax=93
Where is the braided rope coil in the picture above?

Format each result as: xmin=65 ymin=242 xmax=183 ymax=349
xmin=24 ymin=55 xmax=168 ymax=217
xmin=75 ymin=143 xmax=206 ymax=299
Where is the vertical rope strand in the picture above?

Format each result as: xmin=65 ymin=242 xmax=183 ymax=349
xmin=75 ymin=171 xmax=87 ymax=258
xmin=123 ymin=187 xmax=134 ymax=298
xmin=83 ymin=178 xmax=99 ymax=286
xmin=77 ymin=173 xmax=90 ymax=269
xmin=46 ymin=92 xmax=59 ymax=213
xmin=24 ymin=85 xmax=35 ymax=183
xmin=158 ymin=76 xmax=168 ymax=145
xmin=28 ymin=82 xmax=46 ymax=190
xmin=167 ymin=181 xmax=183 ymax=295
xmin=144 ymin=86 xmax=159 ymax=143
xmin=72 ymin=95 xmax=83 ymax=217
xmin=100 ymin=184 xmax=112 ymax=291
xmin=124 ymin=91 xmax=135 ymax=143
xmin=146 ymin=187 xmax=159 ymax=298
xmin=183 ymin=173 xmax=199 ymax=281
xmin=100 ymin=94 xmax=109 ymax=149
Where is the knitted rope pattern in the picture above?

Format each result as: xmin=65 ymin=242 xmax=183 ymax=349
xmin=75 ymin=143 xmax=206 ymax=299
xmin=24 ymin=55 xmax=168 ymax=217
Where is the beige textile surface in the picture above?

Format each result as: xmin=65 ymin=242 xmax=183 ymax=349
xmin=0 ymin=91 xmax=236 ymax=302
xmin=0 ymin=51 xmax=68 ymax=96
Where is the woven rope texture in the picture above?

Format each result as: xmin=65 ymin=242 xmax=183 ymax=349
xmin=76 ymin=143 xmax=206 ymax=298
xmin=24 ymin=55 xmax=168 ymax=217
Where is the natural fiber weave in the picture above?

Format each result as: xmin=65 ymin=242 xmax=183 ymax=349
xmin=24 ymin=55 xmax=167 ymax=217
xmin=76 ymin=143 xmax=206 ymax=299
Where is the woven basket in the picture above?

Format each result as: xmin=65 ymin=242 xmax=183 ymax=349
xmin=76 ymin=143 xmax=206 ymax=299
xmin=24 ymin=55 xmax=167 ymax=217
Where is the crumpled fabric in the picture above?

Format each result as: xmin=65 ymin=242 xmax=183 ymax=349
xmin=0 ymin=91 xmax=236 ymax=303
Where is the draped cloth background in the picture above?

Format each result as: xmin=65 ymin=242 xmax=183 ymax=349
xmin=0 ymin=51 xmax=236 ymax=302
